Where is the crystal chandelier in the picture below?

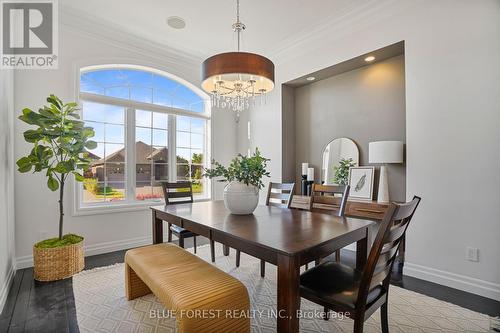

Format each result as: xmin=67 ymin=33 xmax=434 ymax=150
xmin=201 ymin=0 xmax=275 ymax=115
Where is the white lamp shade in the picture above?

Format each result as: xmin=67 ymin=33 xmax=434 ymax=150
xmin=369 ymin=141 xmax=403 ymax=164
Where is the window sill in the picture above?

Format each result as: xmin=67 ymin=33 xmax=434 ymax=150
xmin=73 ymin=197 xmax=211 ymax=217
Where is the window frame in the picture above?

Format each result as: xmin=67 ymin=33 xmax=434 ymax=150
xmin=73 ymin=64 xmax=212 ymax=216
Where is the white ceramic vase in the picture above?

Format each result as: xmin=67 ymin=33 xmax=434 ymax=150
xmin=223 ymin=181 xmax=259 ymax=215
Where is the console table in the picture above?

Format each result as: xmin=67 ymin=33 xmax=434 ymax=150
xmin=290 ymin=195 xmax=389 ymax=220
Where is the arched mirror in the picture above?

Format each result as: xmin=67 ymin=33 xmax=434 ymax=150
xmin=321 ymin=138 xmax=359 ymax=185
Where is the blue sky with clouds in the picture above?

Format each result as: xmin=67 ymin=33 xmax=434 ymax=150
xmin=80 ymin=69 xmax=204 ymax=112
xmin=81 ymin=69 xmax=205 ymax=162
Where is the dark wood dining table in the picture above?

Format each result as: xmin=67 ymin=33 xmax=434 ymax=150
xmin=151 ymin=201 xmax=374 ymax=333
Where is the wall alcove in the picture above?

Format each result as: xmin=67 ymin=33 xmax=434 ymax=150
xmin=281 ymin=41 xmax=406 ymax=201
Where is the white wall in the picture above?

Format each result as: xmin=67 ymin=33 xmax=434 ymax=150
xmin=14 ymin=23 xmax=237 ymax=267
xmin=0 ymin=69 xmax=16 ymax=313
xmin=237 ymin=90 xmax=284 ymax=203
xmin=244 ymin=0 xmax=500 ymax=300
xmin=212 ymin=105 xmax=238 ymax=199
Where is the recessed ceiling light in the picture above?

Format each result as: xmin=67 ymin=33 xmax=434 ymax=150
xmin=364 ymin=56 xmax=375 ymax=62
xmin=306 ymin=76 xmax=315 ymax=81
xmin=167 ymin=16 xmax=186 ymax=29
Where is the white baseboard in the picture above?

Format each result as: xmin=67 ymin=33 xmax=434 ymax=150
xmin=404 ymin=262 xmax=500 ymax=301
xmin=0 ymin=263 xmax=15 ymax=314
xmin=15 ymin=255 xmax=33 ymax=270
xmin=84 ymin=236 xmax=151 ymax=256
xmin=15 ymin=235 xmax=165 ymax=269
xmin=16 ymin=239 xmax=500 ymax=302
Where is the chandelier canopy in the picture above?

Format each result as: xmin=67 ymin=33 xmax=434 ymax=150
xmin=201 ymin=0 xmax=275 ymax=114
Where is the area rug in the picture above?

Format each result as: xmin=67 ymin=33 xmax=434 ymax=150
xmin=73 ymin=245 xmax=492 ymax=332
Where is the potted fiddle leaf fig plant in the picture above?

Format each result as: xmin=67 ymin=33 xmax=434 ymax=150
xmin=204 ymin=148 xmax=270 ymax=215
xmin=17 ymin=95 xmax=96 ymax=281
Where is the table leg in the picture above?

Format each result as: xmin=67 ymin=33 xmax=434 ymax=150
xmin=356 ymin=228 xmax=369 ymax=271
xmin=223 ymin=244 xmax=230 ymax=256
xmin=210 ymin=239 xmax=216 ymax=263
xmin=277 ymin=254 xmax=300 ymax=333
xmin=167 ymin=223 xmax=172 ymax=242
xmin=152 ymin=211 xmax=163 ymax=244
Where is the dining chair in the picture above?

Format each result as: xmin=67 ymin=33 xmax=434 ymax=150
xmin=235 ymin=182 xmax=295 ymax=277
xmin=265 ymin=182 xmax=296 ymax=208
xmin=162 ymin=181 xmax=216 ymax=262
xmin=309 ymin=183 xmax=350 ymax=217
xmin=300 ymin=196 xmax=421 ymax=333
xmin=309 ymin=184 xmax=350 ymax=263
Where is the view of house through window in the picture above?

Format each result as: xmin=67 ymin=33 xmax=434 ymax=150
xmin=176 ymin=116 xmax=205 ymax=194
xmin=135 ymin=109 xmax=169 ymax=201
xmin=79 ymin=66 xmax=210 ymax=208
xmin=82 ymin=102 xmax=126 ymax=203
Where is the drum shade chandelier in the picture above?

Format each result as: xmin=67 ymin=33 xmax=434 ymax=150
xmin=201 ymin=0 xmax=275 ymax=114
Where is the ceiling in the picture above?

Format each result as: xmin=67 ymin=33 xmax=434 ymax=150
xmin=61 ymin=0 xmax=372 ymax=60
xmin=286 ymin=41 xmax=404 ymax=87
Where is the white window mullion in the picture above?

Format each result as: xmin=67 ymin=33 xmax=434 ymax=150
xmin=126 ymin=108 xmax=136 ymax=203
xmin=80 ymin=92 xmax=210 ymax=120
xmin=168 ymin=114 xmax=177 ymax=182
xmin=206 ymin=118 xmax=212 ymax=199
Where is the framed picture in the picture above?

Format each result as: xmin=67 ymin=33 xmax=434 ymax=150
xmin=348 ymin=166 xmax=375 ymax=200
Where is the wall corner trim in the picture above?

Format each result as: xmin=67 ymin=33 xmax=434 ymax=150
xmin=0 ymin=263 xmax=16 ymax=314
xmin=404 ymin=262 xmax=500 ymax=301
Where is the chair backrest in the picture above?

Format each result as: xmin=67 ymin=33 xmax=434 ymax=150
xmin=309 ymin=184 xmax=350 ymax=217
xmin=161 ymin=181 xmax=194 ymax=205
xmin=357 ymin=196 xmax=421 ymax=307
xmin=266 ymin=182 xmax=295 ymax=208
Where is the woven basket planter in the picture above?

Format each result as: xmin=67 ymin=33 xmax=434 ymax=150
xmin=33 ymin=240 xmax=84 ymax=281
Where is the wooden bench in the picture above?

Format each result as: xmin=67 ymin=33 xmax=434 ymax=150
xmin=125 ymin=243 xmax=250 ymax=333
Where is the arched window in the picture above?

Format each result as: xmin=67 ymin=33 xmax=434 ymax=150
xmin=77 ymin=65 xmax=210 ymax=211
xmin=80 ymin=68 xmax=206 ymax=112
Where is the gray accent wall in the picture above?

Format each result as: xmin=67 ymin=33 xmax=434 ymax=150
xmin=287 ymin=55 xmax=406 ymax=201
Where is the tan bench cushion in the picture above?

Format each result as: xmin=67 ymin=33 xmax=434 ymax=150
xmin=125 ymin=243 xmax=250 ymax=333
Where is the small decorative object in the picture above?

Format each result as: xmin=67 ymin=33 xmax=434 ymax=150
xmin=306 ymin=167 xmax=315 ymax=196
xmin=369 ymin=141 xmax=404 ymax=202
xmin=301 ymin=163 xmax=309 ymax=176
xmin=348 ymin=166 xmax=375 ymax=200
xmin=16 ymin=95 xmax=96 ymax=281
xmin=204 ymin=148 xmax=270 ymax=215
xmin=332 ymin=158 xmax=356 ymax=185
xmin=321 ymin=137 xmax=359 ymax=184
xmin=301 ymin=162 xmax=309 ymax=195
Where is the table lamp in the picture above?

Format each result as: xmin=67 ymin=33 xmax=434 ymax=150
xmin=369 ymin=141 xmax=403 ymax=203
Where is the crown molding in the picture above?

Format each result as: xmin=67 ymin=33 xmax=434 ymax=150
xmin=266 ymin=0 xmax=415 ymax=65
xmin=265 ymin=0 xmax=379 ymax=58
xmin=58 ymin=1 xmax=417 ymax=76
xmin=59 ymin=5 xmax=204 ymax=68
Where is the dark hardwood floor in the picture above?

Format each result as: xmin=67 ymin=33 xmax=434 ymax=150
xmin=1 ymin=237 xmax=499 ymax=333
